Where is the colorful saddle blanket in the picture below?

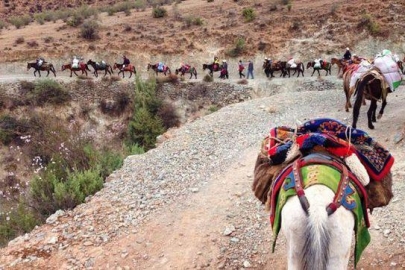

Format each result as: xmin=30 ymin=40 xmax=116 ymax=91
xmin=270 ymin=154 xmax=371 ymax=267
xmin=267 ymin=118 xmax=394 ymax=181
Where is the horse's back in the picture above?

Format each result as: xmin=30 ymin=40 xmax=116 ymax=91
xmin=281 ymin=184 xmax=354 ymax=269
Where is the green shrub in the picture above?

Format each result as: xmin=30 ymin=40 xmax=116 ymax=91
xmin=194 ymin=17 xmax=204 ymax=26
xmin=0 ymin=20 xmax=7 ymax=29
xmin=0 ymin=203 xmax=39 ymax=247
xmin=54 ymin=9 xmax=73 ymax=22
xmin=242 ymin=8 xmax=255 ymax=22
xmin=287 ymin=3 xmax=292 ymax=11
xmin=152 ymin=7 xmax=167 ymax=18
xmin=95 ymin=149 xmax=124 ymax=179
xmin=66 ymin=13 xmax=84 ymax=27
xmin=127 ymin=77 xmax=165 ymax=150
xmin=125 ymin=143 xmax=145 ymax=155
xmin=227 ymin=37 xmax=246 ymax=57
xmin=76 ymin=5 xmax=99 ymax=20
xmin=184 ymin=16 xmax=204 ymax=27
xmin=134 ymin=0 xmax=146 ymax=10
xmin=26 ymin=80 xmax=70 ymax=106
xmin=29 ymin=145 xmax=122 ymax=216
xmin=80 ymin=20 xmax=100 ymax=40
xmin=8 ymin=15 xmax=31 ymax=29
xmin=128 ymin=107 xmax=165 ymax=150
xmin=359 ymin=14 xmax=380 ymax=35
xmin=54 ymin=169 xmax=103 ymax=208
xmin=34 ymin=14 xmax=46 ymax=25
xmin=113 ymin=1 xmax=133 ymax=13
xmin=106 ymin=7 xmax=117 ymax=16
xmin=208 ymin=105 xmax=219 ymax=113
xmin=30 ymin=164 xmax=103 ymax=215
xmin=34 ymin=11 xmax=57 ymax=25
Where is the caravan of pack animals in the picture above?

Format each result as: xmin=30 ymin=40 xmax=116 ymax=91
xmin=27 ymin=49 xmax=405 ymax=131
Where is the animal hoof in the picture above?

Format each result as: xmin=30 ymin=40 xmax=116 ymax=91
xmin=377 ymin=114 xmax=382 ymax=120
xmin=368 ymin=124 xmax=375 ymax=129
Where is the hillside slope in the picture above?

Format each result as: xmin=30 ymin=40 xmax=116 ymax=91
xmin=0 ymin=76 xmax=404 ymax=269
xmin=1 ymin=0 xmax=404 ymax=66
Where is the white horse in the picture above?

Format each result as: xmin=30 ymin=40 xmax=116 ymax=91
xmin=281 ymin=184 xmax=355 ymax=269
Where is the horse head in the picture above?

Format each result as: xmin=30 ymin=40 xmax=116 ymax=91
xmin=306 ymin=62 xmax=313 ymax=69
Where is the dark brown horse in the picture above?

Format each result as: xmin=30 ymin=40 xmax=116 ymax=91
xmin=202 ymin=63 xmax=221 ymax=76
xmin=61 ymin=63 xmax=91 ymax=77
xmin=306 ymin=61 xmax=332 ymax=76
xmin=352 ymin=70 xmax=389 ymax=129
xmin=147 ymin=63 xmax=171 ymax=76
xmin=87 ymin=60 xmax=113 ymax=77
xmin=285 ymin=61 xmax=305 ymax=77
xmin=263 ymin=61 xmax=287 ymax=78
xmin=113 ymin=63 xmax=136 ymax=78
xmin=175 ymin=65 xmax=197 ymax=79
xmin=27 ymin=62 xmax=56 ymax=77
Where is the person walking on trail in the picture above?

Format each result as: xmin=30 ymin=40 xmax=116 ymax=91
xmin=238 ymin=60 xmax=245 ymax=78
xmin=247 ymin=60 xmax=254 ymax=79
xmin=220 ymin=60 xmax=229 ymax=79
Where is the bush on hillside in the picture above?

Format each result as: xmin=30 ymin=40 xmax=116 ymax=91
xmin=0 ymin=203 xmax=39 ymax=247
xmin=203 ymin=74 xmax=213 ymax=82
xmin=0 ymin=115 xmax=30 ymax=145
xmin=127 ymin=77 xmax=165 ymax=150
xmin=227 ymin=37 xmax=246 ymax=57
xmin=26 ymin=79 xmax=70 ymax=106
xmin=8 ymin=15 xmax=31 ymax=29
xmin=157 ymin=102 xmax=181 ymax=129
xmin=358 ymin=14 xmax=380 ymax=35
xmin=80 ymin=20 xmax=100 ymax=40
xmin=19 ymin=80 xmax=35 ymax=95
xmin=0 ymin=20 xmax=7 ymax=29
xmin=29 ymin=161 xmax=103 ymax=215
xmin=242 ymin=8 xmax=255 ymax=22
xmin=100 ymin=91 xmax=131 ymax=116
xmin=152 ymin=7 xmax=167 ymax=18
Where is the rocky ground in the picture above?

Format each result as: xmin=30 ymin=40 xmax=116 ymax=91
xmin=0 ymin=74 xmax=404 ymax=270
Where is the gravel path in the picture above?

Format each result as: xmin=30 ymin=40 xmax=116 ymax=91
xmin=0 ymin=76 xmax=404 ymax=270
